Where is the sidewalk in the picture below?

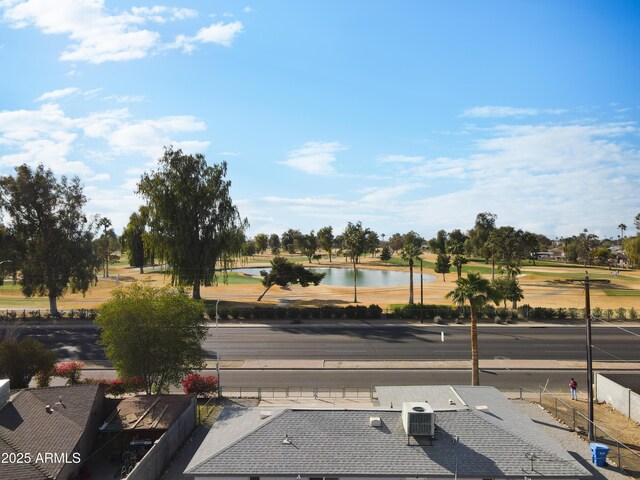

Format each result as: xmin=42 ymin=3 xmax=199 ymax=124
xmin=79 ymin=359 xmax=640 ymax=371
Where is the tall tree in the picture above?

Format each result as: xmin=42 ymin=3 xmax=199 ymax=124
xmin=268 ymin=233 xmax=281 ymax=254
xmin=635 ymin=213 xmax=640 ymax=232
xmin=0 ymin=164 xmax=99 ymax=314
xmin=281 ymin=229 xmax=302 ymax=255
xmin=468 ymin=212 xmax=497 ymax=259
xmin=97 ymin=284 xmax=207 ymax=394
xmin=317 ymin=226 xmax=334 ymax=262
xmin=298 ymin=231 xmax=318 ymax=262
xmin=428 ymin=229 xmax=447 ymax=254
xmin=379 ymin=245 xmax=392 ymax=262
xmin=137 ymin=148 xmax=247 ymax=299
xmin=400 ymin=231 xmax=423 ymax=304
xmin=388 ymin=233 xmax=403 ymax=253
xmin=623 ymin=237 xmax=640 ymax=266
xmin=95 ymin=216 xmax=119 ymax=278
xmin=618 ymin=223 xmax=627 ymax=244
xmin=120 ymin=207 xmax=150 ymax=274
xmin=434 ymin=253 xmax=452 ymax=282
xmin=446 ymin=272 xmax=500 ymax=386
xmin=254 ymin=233 xmax=269 ymax=254
xmin=342 ymin=222 xmax=370 ymax=303
xmin=257 ymin=256 xmax=325 ymax=301
xmin=365 ymin=231 xmax=380 ymax=257
xmin=448 ymin=230 xmax=468 ymax=280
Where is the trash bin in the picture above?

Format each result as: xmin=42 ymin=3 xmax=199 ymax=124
xmin=590 ymin=442 xmax=610 ymax=467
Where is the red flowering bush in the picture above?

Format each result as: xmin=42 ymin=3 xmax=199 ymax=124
xmin=82 ymin=377 xmax=146 ymax=396
xmin=54 ymin=361 xmax=84 ymax=385
xmin=180 ymin=373 xmax=218 ymax=397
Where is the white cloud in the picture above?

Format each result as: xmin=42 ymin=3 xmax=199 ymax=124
xmin=460 ymin=106 xmax=566 ymax=118
xmin=174 ymin=20 xmax=243 ymax=53
xmin=243 ymin=6 xmax=253 ymax=13
xmin=86 ymin=172 xmax=110 ymax=181
xmin=0 ymin=1 xmax=222 ymax=64
xmin=360 ymin=183 xmax=422 ymax=203
xmin=378 ymin=154 xmax=424 ymax=164
xmin=35 ymin=87 xmax=79 ymax=102
xmin=102 ymin=94 xmax=145 ymax=103
xmin=280 ymin=141 xmax=346 ymax=175
xmin=0 ymin=99 xmax=210 ymax=177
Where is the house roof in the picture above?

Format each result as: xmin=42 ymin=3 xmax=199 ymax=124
xmin=0 ymin=384 xmax=101 ymax=479
xmin=101 ymin=394 xmax=192 ymax=432
xmin=185 ymin=386 xmax=591 ymax=478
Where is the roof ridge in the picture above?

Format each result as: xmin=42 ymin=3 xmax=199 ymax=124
xmin=28 ymin=385 xmax=99 ymax=429
xmin=187 ymin=408 xmax=288 ymax=474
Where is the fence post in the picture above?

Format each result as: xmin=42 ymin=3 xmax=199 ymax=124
xmin=539 ymin=386 xmax=542 ymax=405
xmin=258 ymin=387 xmax=261 ymax=400
xmin=519 ymin=387 xmax=522 ymax=400
xmin=617 ymin=443 xmax=621 ymax=467
xmin=555 ymin=397 xmax=558 ymax=417
xmin=573 ymin=407 xmax=576 ymax=431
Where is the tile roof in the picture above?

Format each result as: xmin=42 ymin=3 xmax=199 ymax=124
xmin=0 ymin=385 xmax=101 ymax=479
xmin=186 ymin=386 xmax=592 ymax=478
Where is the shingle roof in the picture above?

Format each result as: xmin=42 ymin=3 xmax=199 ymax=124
xmin=186 ymin=386 xmax=592 ymax=478
xmin=0 ymin=385 xmax=101 ymax=479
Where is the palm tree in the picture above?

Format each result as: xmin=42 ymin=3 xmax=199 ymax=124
xmin=342 ymin=222 xmax=370 ymax=303
xmin=619 ymin=223 xmax=627 ymax=244
xmin=446 ymin=272 xmax=500 ymax=386
xmin=400 ymin=231 xmax=423 ymax=304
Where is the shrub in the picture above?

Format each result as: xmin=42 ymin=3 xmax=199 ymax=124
xmin=630 ymin=308 xmax=637 ymax=320
xmin=368 ymin=304 xmax=382 ymax=319
xmin=494 ymin=315 xmax=503 ymax=324
xmin=616 ymin=308 xmax=627 ymax=320
xmin=82 ymin=377 xmax=145 ymax=396
xmin=34 ymin=369 xmax=54 ymax=388
xmin=568 ymin=308 xmax=578 ymax=319
xmin=556 ymin=308 xmax=566 ymax=319
xmin=54 ymin=361 xmax=84 ymax=385
xmin=181 ymin=373 xmax=218 ymax=397
xmin=0 ymin=338 xmax=56 ymax=389
xmin=434 ymin=316 xmax=445 ymax=325
xmin=592 ymin=307 xmax=602 ymax=318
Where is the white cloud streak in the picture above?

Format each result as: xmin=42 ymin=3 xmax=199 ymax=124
xmin=174 ymin=21 xmax=244 ymax=53
xmin=280 ymin=141 xmax=346 ymax=175
xmin=461 ymin=106 xmax=566 ymax=118
xmin=35 ymin=87 xmax=79 ymax=102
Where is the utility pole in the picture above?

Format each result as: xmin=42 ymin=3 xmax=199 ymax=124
xmin=567 ymin=271 xmax=609 ymax=441
xmin=419 ymin=257 xmax=424 ymax=324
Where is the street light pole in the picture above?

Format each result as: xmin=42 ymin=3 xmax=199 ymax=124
xmin=215 ymin=299 xmax=221 ymax=398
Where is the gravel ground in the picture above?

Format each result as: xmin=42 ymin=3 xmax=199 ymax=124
xmin=513 ymin=400 xmax=636 ymax=479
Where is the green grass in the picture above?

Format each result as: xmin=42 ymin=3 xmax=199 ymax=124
xmin=603 ymin=289 xmax=640 ymax=296
xmin=526 ymin=270 xmax=638 ymax=283
xmin=222 ymin=272 xmax=262 ymax=284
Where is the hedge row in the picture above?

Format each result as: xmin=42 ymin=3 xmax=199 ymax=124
xmin=209 ymin=304 xmax=639 ymax=321
xmin=0 ymin=309 xmax=97 ymax=321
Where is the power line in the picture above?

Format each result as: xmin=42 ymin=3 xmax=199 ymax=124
xmin=590 ymin=344 xmax=640 ymax=370
xmin=592 ymin=316 xmax=640 ymax=338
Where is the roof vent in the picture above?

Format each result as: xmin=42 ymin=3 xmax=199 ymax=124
xmin=475 ymin=405 xmax=489 ymax=412
xmin=402 ymin=402 xmax=435 ymax=437
xmin=0 ymin=379 xmax=9 ymax=410
xmin=282 ymin=434 xmax=292 ymax=445
xmin=369 ymin=416 xmax=381 ymax=427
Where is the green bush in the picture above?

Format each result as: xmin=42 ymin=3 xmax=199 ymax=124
xmin=616 ymin=308 xmax=626 ymax=320
xmin=368 ymin=304 xmax=383 ymax=319
xmin=592 ymin=307 xmax=602 ymax=318
xmin=630 ymin=307 xmax=637 ymax=320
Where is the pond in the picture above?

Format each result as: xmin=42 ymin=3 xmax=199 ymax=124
xmin=233 ymin=267 xmax=437 ymax=287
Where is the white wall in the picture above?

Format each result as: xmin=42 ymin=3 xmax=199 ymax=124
xmin=595 ymin=373 xmax=640 ymax=422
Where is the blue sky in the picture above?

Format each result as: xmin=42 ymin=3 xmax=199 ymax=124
xmin=0 ymin=0 xmax=639 ymax=240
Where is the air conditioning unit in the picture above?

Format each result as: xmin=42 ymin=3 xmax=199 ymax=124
xmin=402 ymin=402 xmax=435 ymax=437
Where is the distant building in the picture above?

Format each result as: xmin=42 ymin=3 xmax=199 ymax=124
xmin=0 ymin=380 xmax=104 ymax=480
xmin=185 ymin=385 xmax=591 ymax=479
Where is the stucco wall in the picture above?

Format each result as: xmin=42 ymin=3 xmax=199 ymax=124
xmin=595 ymin=373 xmax=640 ymax=422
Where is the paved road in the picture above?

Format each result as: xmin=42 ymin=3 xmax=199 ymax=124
xmin=8 ymin=323 xmax=639 ymax=362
